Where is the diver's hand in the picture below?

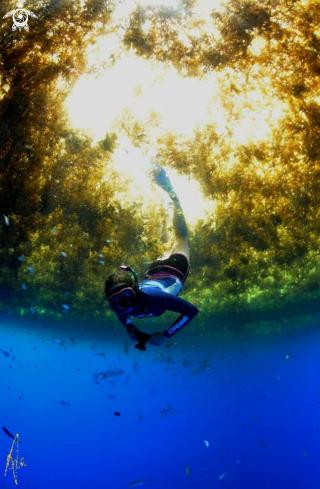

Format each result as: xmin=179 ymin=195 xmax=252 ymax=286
xmin=134 ymin=331 xmax=152 ymax=351
xmin=149 ymin=332 xmax=167 ymax=346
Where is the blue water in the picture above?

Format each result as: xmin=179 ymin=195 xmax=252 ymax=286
xmin=0 ymin=317 xmax=319 ymax=488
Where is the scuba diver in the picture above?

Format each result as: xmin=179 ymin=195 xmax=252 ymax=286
xmin=105 ymin=163 xmax=199 ymax=351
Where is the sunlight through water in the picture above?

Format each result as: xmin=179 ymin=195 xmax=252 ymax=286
xmin=65 ymin=0 xmax=287 ymax=227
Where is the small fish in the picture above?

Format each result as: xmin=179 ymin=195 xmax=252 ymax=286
xmin=160 ymin=406 xmax=178 ymax=418
xmin=142 ymin=261 xmax=151 ymax=265
xmin=105 ymin=239 xmax=115 ymax=243
xmin=21 ymin=283 xmax=27 ymax=290
xmin=126 ymin=477 xmax=152 ymax=487
xmin=5 ymin=311 xmax=11 ymax=316
xmin=98 ymin=254 xmax=104 ymax=258
xmin=61 ymin=304 xmax=70 ymax=311
xmin=60 ymin=252 xmax=68 ymax=257
xmin=107 ymin=394 xmax=117 ymax=399
xmin=17 ymin=256 xmax=24 ymax=262
xmin=114 ymin=411 xmax=121 ymax=416
xmin=70 ymin=337 xmax=76 ymax=345
xmin=59 ymin=401 xmax=69 ymax=407
xmin=2 ymin=426 xmax=15 ymax=440
xmin=0 ymin=350 xmax=10 ymax=357
xmin=136 ymin=132 xmax=146 ymax=138
xmin=185 ymin=463 xmax=191 ymax=476
xmin=30 ymin=307 xmax=36 ymax=314
xmin=28 ymin=267 xmax=35 ymax=274
xmin=219 ymin=472 xmax=226 ymax=481
xmin=3 ymin=215 xmax=9 ymax=226
xmin=98 ymin=260 xmax=105 ymax=265
xmin=12 ymin=356 xmax=15 ymax=361
xmin=52 ymin=228 xmax=57 ymax=233
xmin=203 ymin=440 xmax=209 ymax=447
xmin=19 ymin=396 xmax=23 ymax=400
xmin=285 ymin=355 xmax=291 ymax=360
xmin=302 ymin=450 xmax=307 ymax=456
xmin=258 ymin=440 xmax=266 ymax=448
xmin=63 ymin=292 xmax=70 ymax=296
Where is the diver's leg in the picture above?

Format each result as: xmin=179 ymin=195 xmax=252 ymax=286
xmin=160 ymin=209 xmax=172 ymax=243
xmin=170 ymin=199 xmax=190 ymax=261
xmin=151 ymin=164 xmax=189 ymax=260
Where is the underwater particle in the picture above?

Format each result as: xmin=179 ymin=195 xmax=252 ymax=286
xmin=185 ymin=463 xmax=191 ymax=476
xmin=5 ymin=311 xmax=11 ymax=316
xmin=52 ymin=228 xmax=57 ymax=233
xmin=203 ymin=440 xmax=209 ymax=447
xmin=29 ymin=308 xmax=36 ymax=314
xmin=63 ymin=292 xmax=70 ymax=296
xmin=0 ymin=350 xmax=10 ymax=357
xmin=21 ymin=284 xmax=27 ymax=290
xmin=98 ymin=254 xmax=104 ymax=258
xmin=2 ymin=426 xmax=15 ymax=440
xmin=285 ymin=355 xmax=291 ymax=360
xmin=127 ymin=478 xmax=153 ymax=487
xmin=3 ymin=215 xmax=9 ymax=226
xmin=105 ymin=239 xmax=115 ymax=243
xmin=98 ymin=260 xmax=105 ymax=265
xmin=60 ymin=252 xmax=68 ymax=257
xmin=61 ymin=304 xmax=70 ymax=311
xmin=219 ymin=472 xmax=226 ymax=481
xmin=59 ymin=401 xmax=69 ymax=407
xmin=114 ymin=411 xmax=121 ymax=416
xmin=302 ymin=450 xmax=307 ymax=456
xmin=17 ymin=256 xmax=24 ymax=262
xmin=27 ymin=267 xmax=35 ymax=274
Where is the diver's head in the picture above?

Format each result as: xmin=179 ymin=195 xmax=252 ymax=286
xmin=105 ymin=267 xmax=138 ymax=310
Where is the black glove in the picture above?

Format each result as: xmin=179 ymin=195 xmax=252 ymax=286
xmin=134 ymin=331 xmax=152 ymax=351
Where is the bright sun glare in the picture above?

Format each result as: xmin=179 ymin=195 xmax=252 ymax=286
xmin=65 ymin=0 xmax=285 ymax=227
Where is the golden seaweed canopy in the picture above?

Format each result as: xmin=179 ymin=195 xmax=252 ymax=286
xmin=1 ymin=0 xmax=320 ymax=335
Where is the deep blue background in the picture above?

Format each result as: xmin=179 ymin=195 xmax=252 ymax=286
xmin=0 ymin=317 xmax=319 ymax=488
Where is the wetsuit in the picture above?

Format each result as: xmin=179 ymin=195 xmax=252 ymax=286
xmin=111 ymin=254 xmax=199 ymax=346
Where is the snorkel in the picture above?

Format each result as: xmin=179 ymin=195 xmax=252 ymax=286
xmin=119 ymin=265 xmax=139 ymax=293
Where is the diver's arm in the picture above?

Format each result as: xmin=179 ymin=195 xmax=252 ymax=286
xmin=142 ymin=288 xmax=199 ymax=339
xmin=162 ymin=295 xmax=199 ymax=338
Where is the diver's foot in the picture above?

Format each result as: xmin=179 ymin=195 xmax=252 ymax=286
xmin=150 ymin=163 xmax=179 ymax=202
